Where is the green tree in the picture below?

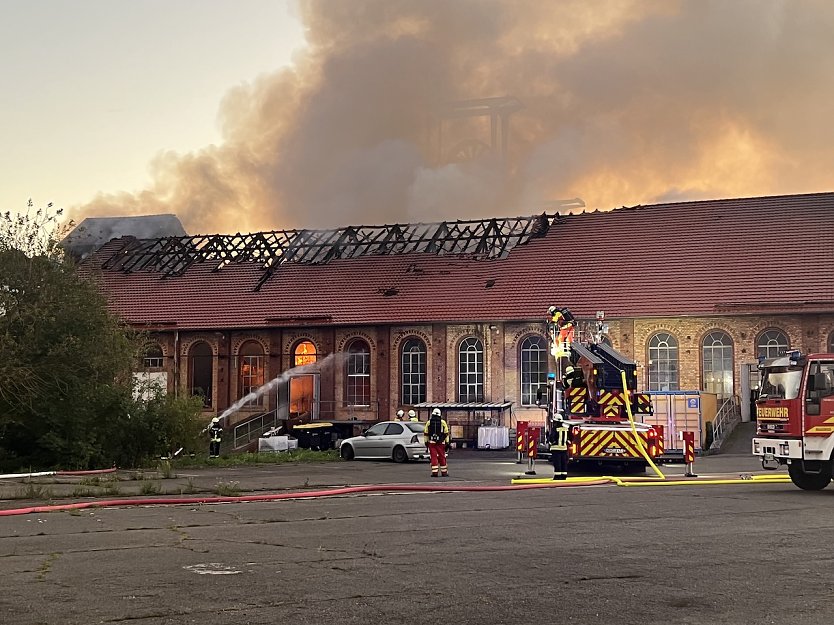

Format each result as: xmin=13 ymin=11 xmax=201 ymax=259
xmin=0 ymin=203 xmax=202 ymax=471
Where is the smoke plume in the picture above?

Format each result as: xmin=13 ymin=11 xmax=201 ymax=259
xmin=72 ymin=0 xmax=834 ymax=234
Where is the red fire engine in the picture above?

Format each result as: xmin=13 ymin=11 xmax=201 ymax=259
xmin=539 ymin=308 xmax=663 ymax=472
xmin=752 ymin=350 xmax=834 ymax=490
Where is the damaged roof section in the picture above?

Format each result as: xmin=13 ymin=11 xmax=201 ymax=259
xmin=101 ymin=213 xmax=554 ymax=290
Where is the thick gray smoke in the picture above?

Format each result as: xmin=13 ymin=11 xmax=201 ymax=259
xmin=73 ymin=0 xmax=834 ymax=234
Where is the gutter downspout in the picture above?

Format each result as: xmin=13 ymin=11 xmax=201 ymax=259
xmin=173 ymin=331 xmax=180 ymax=398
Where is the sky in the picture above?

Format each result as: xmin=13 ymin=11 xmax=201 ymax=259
xmin=3 ymin=0 xmax=834 ymax=235
xmin=0 ymin=0 xmax=304 ymax=222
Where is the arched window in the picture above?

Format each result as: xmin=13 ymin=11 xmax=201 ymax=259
xmin=702 ymin=331 xmax=733 ymax=398
xmin=520 ymin=335 xmax=547 ymax=406
xmin=648 ymin=333 xmax=679 ymax=391
xmin=757 ymin=329 xmax=789 ymax=358
xmin=401 ymin=338 xmax=427 ymax=405
xmin=239 ymin=341 xmax=265 ymax=405
xmin=143 ymin=343 xmax=164 ymax=369
xmin=458 ymin=337 xmax=484 ymax=402
xmin=189 ymin=342 xmax=213 ymax=408
xmin=345 ymin=339 xmax=371 ymax=406
xmin=293 ymin=340 xmax=318 ymax=367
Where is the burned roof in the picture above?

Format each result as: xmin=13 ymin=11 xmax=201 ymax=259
xmin=100 ymin=213 xmax=552 ymax=290
xmin=82 ymin=191 xmax=834 ymax=329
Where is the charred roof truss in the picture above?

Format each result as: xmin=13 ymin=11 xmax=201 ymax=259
xmin=102 ymin=213 xmax=554 ymax=290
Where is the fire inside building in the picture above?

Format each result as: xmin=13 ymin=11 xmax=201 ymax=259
xmin=72 ymin=191 xmax=834 ymax=453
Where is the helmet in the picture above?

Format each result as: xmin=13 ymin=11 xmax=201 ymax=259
xmin=211 ymin=417 xmax=220 ymax=424
xmin=548 ymin=305 xmax=557 ymax=315
xmin=408 ymin=409 xmax=416 ymax=418
xmin=431 ymin=408 xmax=442 ymax=417
xmin=565 ymin=366 xmax=574 ymax=375
xmin=396 ymin=410 xmax=404 ymax=417
xmin=553 ymin=413 xmax=564 ymax=422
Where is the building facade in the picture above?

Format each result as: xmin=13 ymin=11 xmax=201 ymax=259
xmin=83 ymin=192 xmax=834 ymax=440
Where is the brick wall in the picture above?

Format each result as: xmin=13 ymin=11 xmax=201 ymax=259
xmin=144 ymin=313 xmax=834 ymax=425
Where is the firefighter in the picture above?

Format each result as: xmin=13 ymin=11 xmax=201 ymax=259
xmin=562 ymin=365 xmax=585 ymax=389
xmin=548 ymin=413 xmax=570 ymax=480
xmin=423 ymin=408 xmax=450 ymax=477
xmin=408 ymin=409 xmax=419 ymax=422
xmin=395 ymin=409 xmax=405 ymax=421
xmin=208 ymin=417 xmax=223 ymax=458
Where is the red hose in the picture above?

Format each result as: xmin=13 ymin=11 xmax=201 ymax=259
xmin=0 ymin=479 xmax=610 ymax=517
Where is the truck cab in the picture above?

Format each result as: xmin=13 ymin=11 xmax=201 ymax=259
xmin=752 ymin=351 xmax=834 ymax=490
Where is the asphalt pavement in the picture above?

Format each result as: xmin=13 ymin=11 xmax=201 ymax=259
xmin=2 ymin=452 xmax=831 ymax=625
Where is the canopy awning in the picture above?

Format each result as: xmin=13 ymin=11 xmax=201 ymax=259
xmin=413 ymin=402 xmax=513 ymax=411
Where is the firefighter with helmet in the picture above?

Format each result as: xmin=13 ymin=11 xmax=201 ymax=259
xmin=208 ymin=417 xmax=223 ymax=458
xmin=395 ymin=409 xmax=405 ymax=421
xmin=563 ymin=365 xmax=585 ymax=389
xmin=408 ymin=409 xmax=419 ymax=422
xmin=548 ymin=413 xmax=571 ymax=480
xmin=423 ymin=408 xmax=450 ymax=477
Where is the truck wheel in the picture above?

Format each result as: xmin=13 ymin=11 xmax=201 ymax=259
xmin=788 ymin=461 xmax=832 ymax=490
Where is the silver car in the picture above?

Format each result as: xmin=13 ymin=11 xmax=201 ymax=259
xmin=340 ymin=421 xmax=429 ymax=463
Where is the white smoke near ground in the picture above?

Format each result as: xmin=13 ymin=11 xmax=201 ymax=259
xmin=72 ymin=0 xmax=834 ymax=234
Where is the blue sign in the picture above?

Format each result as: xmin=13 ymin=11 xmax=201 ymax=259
xmin=687 ymin=397 xmax=700 ymax=409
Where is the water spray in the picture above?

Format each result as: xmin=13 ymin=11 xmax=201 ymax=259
xmin=216 ymin=352 xmax=339 ymax=424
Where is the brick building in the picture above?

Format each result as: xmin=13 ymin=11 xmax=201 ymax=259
xmin=79 ymin=192 xmax=834 ymax=442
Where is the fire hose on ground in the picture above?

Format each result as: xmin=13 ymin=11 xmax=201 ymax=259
xmin=0 ymin=473 xmax=793 ymax=517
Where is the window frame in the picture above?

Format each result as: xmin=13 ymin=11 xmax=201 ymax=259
xmin=143 ymin=343 xmax=164 ymax=369
xmin=647 ymin=332 xmax=679 ymax=392
xmin=519 ymin=335 xmax=547 ymax=406
xmin=400 ymin=337 xmax=427 ymax=405
xmin=458 ymin=336 xmax=484 ymax=402
xmin=345 ymin=339 xmax=371 ymax=406
xmin=293 ymin=340 xmax=318 ymax=367
xmin=756 ymin=329 xmax=790 ymax=359
xmin=238 ymin=340 xmax=266 ymax=406
xmin=188 ymin=341 xmax=214 ymax=408
xmin=702 ymin=330 xmax=734 ymax=398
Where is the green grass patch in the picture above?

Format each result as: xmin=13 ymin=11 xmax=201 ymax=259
xmin=139 ymin=481 xmax=161 ymax=495
xmin=13 ymin=482 xmax=54 ymax=500
xmin=71 ymin=486 xmax=96 ymax=498
xmin=213 ymin=480 xmax=241 ymax=496
xmin=172 ymin=449 xmax=341 ymax=468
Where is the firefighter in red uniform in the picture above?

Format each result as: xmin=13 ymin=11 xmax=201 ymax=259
xmin=424 ymin=408 xmax=450 ymax=477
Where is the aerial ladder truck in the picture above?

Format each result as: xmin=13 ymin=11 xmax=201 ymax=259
xmin=537 ymin=307 xmax=663 ymax=472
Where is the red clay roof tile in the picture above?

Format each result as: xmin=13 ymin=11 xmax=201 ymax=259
xmin=82 ymin=192 xmax=834 ymax=328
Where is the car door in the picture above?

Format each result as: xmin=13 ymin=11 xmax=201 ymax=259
xmin=354 ymin=423 xmax=387 ymax=456
xmin=380 ymin=422 xmax=406 ymax=457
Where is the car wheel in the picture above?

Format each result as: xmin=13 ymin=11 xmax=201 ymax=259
xmin=341 ymin=444 xmax=355 ymax=461
xmin=392 ymin=446 xmax=408 ymax=463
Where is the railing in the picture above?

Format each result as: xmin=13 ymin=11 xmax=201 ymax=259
xmin=710 ymin=395 xmax=742 ymax=450
xmin=232 ymin=409 xmax=278 ymax=449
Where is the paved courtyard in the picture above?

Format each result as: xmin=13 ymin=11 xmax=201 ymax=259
xmin=1 ymin=453 xmax=830 ymax=624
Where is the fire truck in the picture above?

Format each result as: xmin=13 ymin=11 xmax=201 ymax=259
xmin=751 ymin=351 xmax=834 ymax=490
xmin=538 ymin=308 xmax=663 ymax=472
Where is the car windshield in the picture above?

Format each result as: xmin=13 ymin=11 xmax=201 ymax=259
xmin=405 ymin=422 xmax=425 ymax=433
xmin=760 ymin=366 xmax=803 ymax=400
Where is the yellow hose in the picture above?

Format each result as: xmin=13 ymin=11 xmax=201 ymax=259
xmin=620 ymin=370 xmax=665 ymax=478
xmin=511 ymin=474 xmax=791 ymax=486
